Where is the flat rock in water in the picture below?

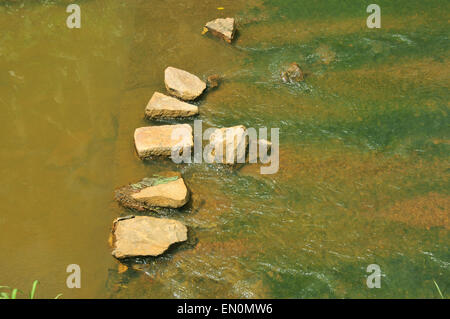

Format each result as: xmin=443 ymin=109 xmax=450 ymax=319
xmin=206 ymin=125 xmax=248 ymax=164
xmin=164 ymin=67 xmax=206 ymax=101
xmin=114 ymin=172 xmax=190 ymax=210
xmin=111 ymin=215 xmax=188 ymax=259
xmin=205 ymin=17 xmax=236 ymax=43
xmin=145 ymin=92 xmax=198 ymax=119
xmin=134 ymin=124 xmax=193 ymax=159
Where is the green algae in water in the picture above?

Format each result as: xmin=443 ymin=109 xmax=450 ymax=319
xmin=130 ymin=176 xmax=179 ymax=190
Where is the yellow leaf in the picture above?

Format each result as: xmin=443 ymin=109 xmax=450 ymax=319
xmin=217 ymin=7 xmax=224 ymax=10
xmin=201 ymin=27 xmax=208 ymax=35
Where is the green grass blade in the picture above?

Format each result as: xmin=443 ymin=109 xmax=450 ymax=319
xmin=30 ymin=280 xmax=39 ymax=299
xmin=0 ymin=292 xmax=10 ymax=299
xmin=433 ymin=280 xmax=444 ymax=299
xmin=11 ymin=288 xmax=18 ymax=299
xmin=54 ymin=293 xmax=63 ymax=299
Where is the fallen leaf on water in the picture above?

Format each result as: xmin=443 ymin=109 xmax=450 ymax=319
xmin=201 ymin=27 xmax=208 ymax=35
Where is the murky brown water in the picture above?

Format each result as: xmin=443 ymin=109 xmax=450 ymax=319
xmin=0 ymin=0 xmax=448 ymax=298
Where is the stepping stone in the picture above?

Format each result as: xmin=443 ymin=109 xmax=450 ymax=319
xmin=134 ymin=124 xmax=193 ymax=159
xmin=164 ymin=67 xmax=206 ymax=101
xmin=111 ymin=215 xmax=188 ymax=259
xmin=204 ymin=17 xmax=236 ymax=43
xmin=145 ymin=92 xmax=198 ymax=119
xmin=206 ymin=125 xmax=248 ymax=164
xmin=115 ymin=172 xmax=190 ymax=210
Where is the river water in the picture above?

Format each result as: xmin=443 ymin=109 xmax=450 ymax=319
xmin=0 ymin=0 xmax=448 ymax=298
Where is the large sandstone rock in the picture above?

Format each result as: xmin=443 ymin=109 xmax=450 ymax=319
xmin=134 ymin=124 xmax=193 ymax=159
xmin=111 ymin=215 xmax=188 ymax=259
xmin=145 ymin=92 xmax=198 ymax=119
xmin=114 ymin=172 xmax=190 ymax=211
xmin=206 ymin=125 xmax=248 ymax=164
xmin=164 ymin=67 xmax=206 ymax=101
xmin=205 ymin=17 xmax=236 ymax=43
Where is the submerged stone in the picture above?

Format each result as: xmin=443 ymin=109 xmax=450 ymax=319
xmin=206 ymin=125 xmax=248 ymax=164
xmin=145 ymin=92 xmax=198 ymax=119
xmin=111 ymin=215 xmax=188 ymax=259
xmin=281 ymin=62 xmax=304 ymax=83
xmin=205 ymin=17 xmax=236 ymax=43
xmin=164 ymin=67 xmax=206 ymax=101
xmin=134 ymin=124 xmax=193 ymax=159
xmin=115 ymin=172 xmax=190 ymax=210
xmin=207 ymin=74 xmax=220 ymax=89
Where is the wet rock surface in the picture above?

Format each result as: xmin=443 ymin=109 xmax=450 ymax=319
xmin=281 ymin=62 xmax=304 ymax=83
xmin=111 ymin=215 xmax=188 ymax=259
xmin=115 ymin=172 xmax=190 ymax=211
xmin=205 ymin=17 xmax=236 ymax=43
xmin=164 ymin=67 xmax=206 ymax=101
xmin=134 ymin=124 xmax=193 ymax=159
xmin=145 ymin=92 xmax=198 ymax=119
xmin=206 ymin=125 xmax=248 ymax=164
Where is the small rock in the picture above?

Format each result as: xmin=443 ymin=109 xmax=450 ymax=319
xmin=111 ymin=215 xmax=188 ymax=259
xmin=206 ymin=125 xmax=248 ymax=164
xmin=207 ymin=74 xmax=220 ymax=89
xmin=164 ymin=67 xmax=206 ymax=101
xmin=205 ymin=17 xmax=236 ymax=43
xmin=145 ymin=92 xmax=198 ymax=119
xmin=316 ymin=45 xmax=336 ymax=65
xmin=134 ymin=124 xmax=193 ymax=159
xmin=281 ymin=62 xmax=304 ymax=83
xmin=115 ymin=172 xmax=190 ymax=210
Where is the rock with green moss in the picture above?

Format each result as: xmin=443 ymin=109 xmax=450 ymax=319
xmin=114 ymin=172 xmax=190 ymax=210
